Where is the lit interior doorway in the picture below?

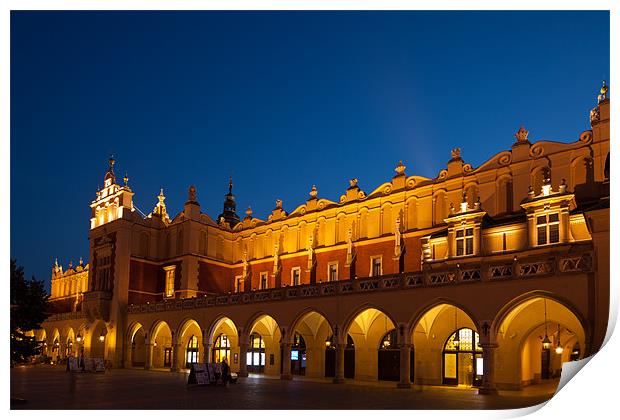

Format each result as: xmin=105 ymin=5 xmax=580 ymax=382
xmin=442 ymin=328 xmax=482 ymax=386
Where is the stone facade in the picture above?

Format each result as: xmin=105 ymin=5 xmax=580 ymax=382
xmin=38 ymin=89 xmax=609 ymax=392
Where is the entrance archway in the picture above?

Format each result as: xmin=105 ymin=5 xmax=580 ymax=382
xmin=289 ymin=310 xmax=333 ymax=378
xmin=246 ymin=314 xmax=281 ymax=375
xmin=177 ymin=319 xmax=202 ymax=369
xmin=209 ymin=316 xmax=239 ymax=370
xmin=412 ymin=303 xmax=478 ymax=386
xmin=150 ymin=321 xmax=173 ymax=369
xmin=494 ymin=295 xmax=586 ymax=390
xmin=345 ymin=307 xmax=397 ymax=381
xmin=128 ymin=323 xmax=146 ymax=367
xmin=442 ymin=328 xmax=482 ymax=386
xmin=90 ymin=322 xmax=107 ymax=359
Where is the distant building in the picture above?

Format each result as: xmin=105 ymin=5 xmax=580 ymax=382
xmin=39 ymin=86 xmax=609 ymax=393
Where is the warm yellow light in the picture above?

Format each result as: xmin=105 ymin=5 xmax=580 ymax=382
xmin=99 ymin=334 xmax=105 ymax=342
xmin=555 ymin=346 xmax=564 ymax=354
xmin=542 ymin=334 xmax=552 ymax=350
xmin=76 ymin=335 xmax=82 ymax=343
xmin=325 ymin=340 xmax=331 ymax=347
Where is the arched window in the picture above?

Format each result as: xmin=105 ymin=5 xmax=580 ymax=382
xmin=442 ymin=328 xmax=482 ymax=387
xmin=185 ymin=335 xmax=199 ymax=367
xmin=247 ymin=333 xmax=265 ymax=373
xmin=212 ymin=334 xmax=230 ymax=363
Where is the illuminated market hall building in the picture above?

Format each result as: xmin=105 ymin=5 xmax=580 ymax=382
xmin=39 ymin=87 xmax=610 ymax=393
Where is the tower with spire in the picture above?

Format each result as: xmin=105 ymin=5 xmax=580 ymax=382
xmin=218 ymin=177 xmax=241 ymax=228
xmin=90 ymin=155 xmax=135 ymax=229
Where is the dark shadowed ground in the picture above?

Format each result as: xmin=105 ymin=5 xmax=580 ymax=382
xmin=10 ymin=365 xmax=557 ymax=410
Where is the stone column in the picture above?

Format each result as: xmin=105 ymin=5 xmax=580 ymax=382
xmin=398 ymin=344 xmax=412 ymax=388
xmin=170 ymin=338 xmax=180 ymax=372
xmin=280 ymin=343 xmax=292 ymax=380
xmin=479 ymin=343 xmax=498 ymax=395
xmin=333 ymin=344 xmax=345 ymax=384
xmin=145 ymin=343 xmax=154 ymax=370
xmin=202 ymin=342 xmax=212 ymax=364
xmin=238 ymin=340 xmax=249 ymax=377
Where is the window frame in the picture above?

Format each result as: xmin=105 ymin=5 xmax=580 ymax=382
xmin=536 ymin=212 xmax=560 ymax=246
xmin=327 ymin=262 xmax=338 ymax=282
xmin=291 ymin=267 xmax=301 ymax=286
xmin=455 ymin=227 xmax=475 ymax=257
xmin=163 ymin=265 xmax=176 ymax=298
xmin=370 ymin=255 xmax=383 ymax=277
xmin=259 ymin=271 xmax=269 ymax=290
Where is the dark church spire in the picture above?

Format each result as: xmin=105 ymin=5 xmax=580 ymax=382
xmin=218 ymin=177 xmax=240 ymax=228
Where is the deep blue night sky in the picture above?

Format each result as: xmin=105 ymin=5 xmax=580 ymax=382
xmin=10 ymin=11 xmax=609 ymax=290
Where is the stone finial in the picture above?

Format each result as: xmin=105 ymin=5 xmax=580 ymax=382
xmin=123 ymin=172 xmax=129 ymax=187
xmin=79 ymin=257 xmax=83 ymax=266
xmin=228 ymin=176 xmax=233 ymax=195
xmin=108 ymin=155 xmax=115 ymax=171
xmin=275 ymin=199 xmax=282 ymax=209
xmin=514 ymin=126 xmax=529 ymax=143
xmin=188 ymin=185 xmax=197 ymax=202
xmin=598 ymin=80 xmax=609 ymax=104
xmin=395 ymin=160 xmax=406 ymax=175
xmin=559 ymin=178 xmax=567 ymax=193
xmin=451 ymin=148 xmax=461 ymax=160
xmin=245 ymin=206 xmax=253 ymax=218
xmin=309 ymin=185 xmax=318 ymax=199
xmin=349 ymin=178 xmax=358 ymax=188
xmin=69 ymin=261 xmax=73 ymax=269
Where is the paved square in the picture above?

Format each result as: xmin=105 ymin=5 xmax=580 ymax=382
xmin=10 ymin=365 xmax=558 ymax=410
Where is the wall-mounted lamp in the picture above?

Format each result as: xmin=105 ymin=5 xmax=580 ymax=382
xmin=76 ymin=333 xmax=82 ymax=343
xmin=99 ymin=329 xmax=107 ymax=342
xmin=542 ymin=299 xmax=551 ymax=350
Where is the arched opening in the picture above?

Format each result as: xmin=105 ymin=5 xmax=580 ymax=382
xmin=50 ymin=329 xmax=61 ymax=363
xmin=345 ymin=307 xmax=397 ymax=381
xmin=325 ymin=334 xmax=355 ymax=379
xmin=212 ymin=333 xmax=231 ymax=363
xmin=186 ymin=335 xmax=199 ymax=368
xmin=412 ymin=303 xmax=478 ymax=387
xmin=209 ymin=317 xmax=239 ymax=371
xmin=494 ymin=296 xmax=586 ymax=390
xmin=178 ymin=319 xmax=202 ymax=369
xmin=150 ymin=321 xmax=173 ymax=369
xmin=289 ymin=310 xmax=333 ymax=378
xmin=247 ymin=332 xmax=266 ymax=373
xmin=65 ymin=328 xmax=75 ymax=358
xmin=246 ymin=314 xmax=281 ymax=375
xmin=442 ymin=328 xmax=482 ymax=386
xmin=90 ymin=322 xmax=107 ymax=359
xmin=129 ymin=323 xmax=146 ymax=367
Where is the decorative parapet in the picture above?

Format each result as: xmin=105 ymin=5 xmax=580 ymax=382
xmin=125 ymin=248 xmax=594 ymax=315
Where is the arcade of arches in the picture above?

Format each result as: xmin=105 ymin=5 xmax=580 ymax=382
xmin=68 ymin=293 xmax=587 ymax=392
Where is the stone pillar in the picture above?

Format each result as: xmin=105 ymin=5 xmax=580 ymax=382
xmin=479 ymin=343 xmax=498 ymax=395
xmin=145 ymin=343 xmax=154 ymax=370
xmin=281 ymin=343 xmax=292 ymax=380
xmin=398 ymin=344 xmax=412 ymax=389
xmin=202 ymin=342 xmax=212 ymax=363
xmin=238 ymin=340 xmax=249 ymax=377
xmin=170 ymin=338 xmax=180 ymax=372
xmin=333 ymin=344 xmax=345 ymax=384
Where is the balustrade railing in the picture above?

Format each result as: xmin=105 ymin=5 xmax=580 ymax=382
xmin=126 ymin=251 xmax=594 ymax=314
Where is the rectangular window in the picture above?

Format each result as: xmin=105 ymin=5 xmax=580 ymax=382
xmin=235 ymin=275 xmax=243 ymax=293
xmin=536 ymin=213 xmax=560 ymax=246
xmin=371 ymin=257 xmax=382 ymax=277
xmin=164 ymin=266 xmax=176 ymax=298
xmin=260 ymin=272 xmax=268 ymax=290
xmin=328 ymin=263 xmax=338 ymax=281
xmin=291 ymin=268 xmax=300 ymax=286
xmin=455 ymin=228 xmax=475 ymax=256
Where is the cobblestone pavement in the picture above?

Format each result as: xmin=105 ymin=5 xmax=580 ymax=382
xmin=10 ymin=365 xmax=558 ymax=410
